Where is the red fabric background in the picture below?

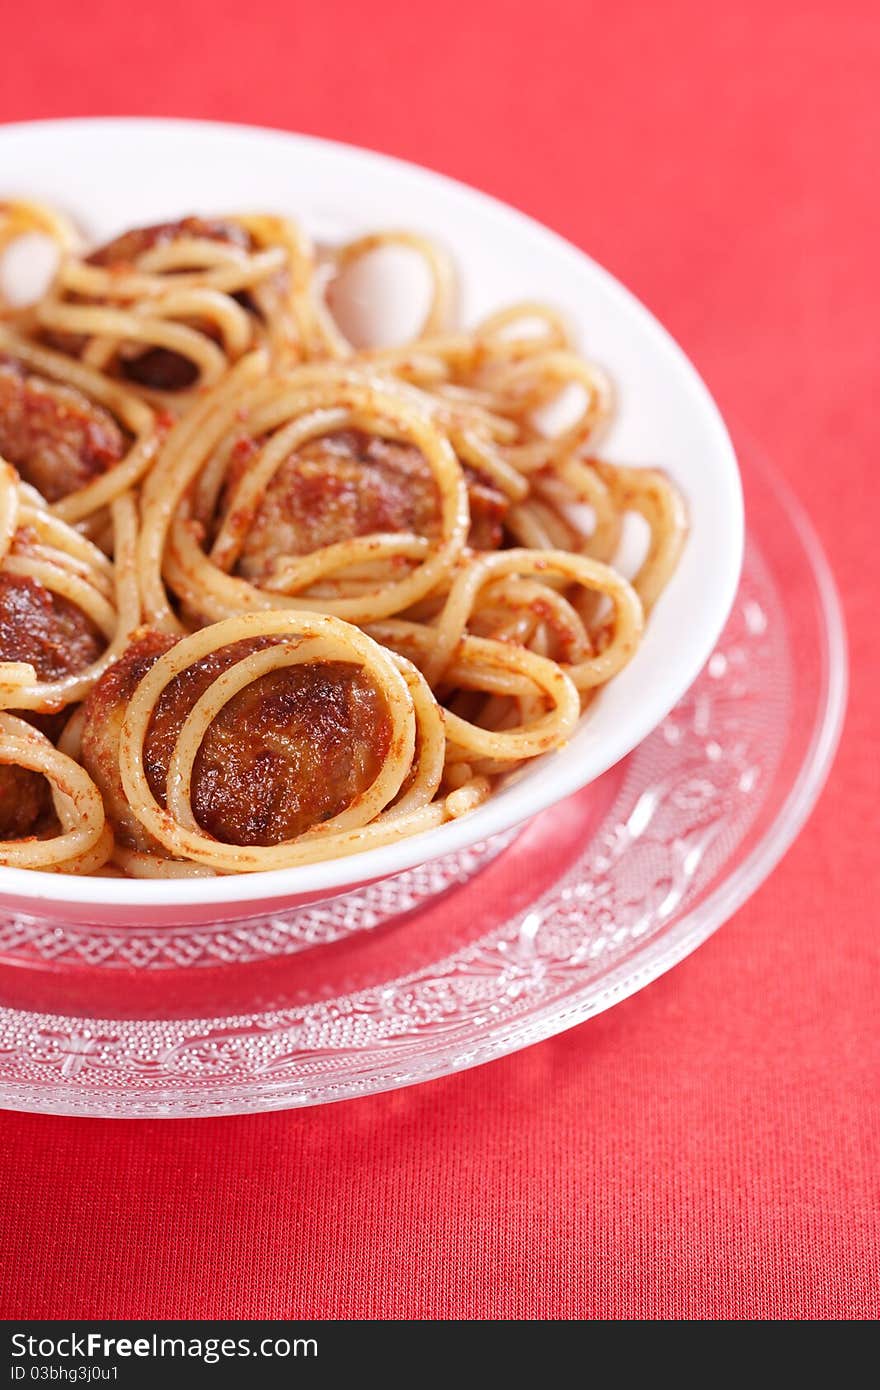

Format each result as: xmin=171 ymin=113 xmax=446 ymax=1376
xmin=0 ymin=0 xmax=877 ymax=1320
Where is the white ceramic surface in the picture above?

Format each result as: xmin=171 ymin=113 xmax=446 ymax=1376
xmin=0 ymin=118 xmax=743 ymax=923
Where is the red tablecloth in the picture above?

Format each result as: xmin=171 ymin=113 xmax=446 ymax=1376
xmin=0 ymin=0 xmax=877 ymax=1321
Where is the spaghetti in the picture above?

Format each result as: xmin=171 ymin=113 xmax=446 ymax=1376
xmin=0 ymin=202 xmax=687 ymax=878
xmin=0 ymin=460 xmax=139 ymax=872
xmin=13 ymin=214 xmax=320 ymax=407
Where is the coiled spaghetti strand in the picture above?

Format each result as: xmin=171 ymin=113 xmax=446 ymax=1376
xmin=162 ymin=372 xmax=470 ymax=625
xmin=0 ymin=464 xmax=140 ymax=711
xmin=593 ymin=460 xmax=689 ymax=613
xmin=119 ymin=612 xmax=436 ymax=872
xmin=0 ymin=714 xmax=110 ymax=872
xmin=421 ymin=548 xmax=642 ymax=691
xmin=0 ymin=323 xmax=160 ymax=524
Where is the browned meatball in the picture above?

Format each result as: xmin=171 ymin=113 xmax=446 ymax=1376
xmin=0 ymin=573 xmax=104 ymax=683
xmin=114 ymin=345 xmax=201 ymax=393
xmin=80 ymin=630 xmax=392 ymax=853
xmin=234 ymin=431 xmax=440 ymax=579
xmin=87 ymin=216 xmax=252 ymax=268
xmin=0 ymin=573 xmax=103 ymax=840
xmin=233 ymin=429 xmax=507 ymax=580
xmin=0 ymin=762 xmax=49 ymax=841
xmin=87 ymin=217 xmax=254 ymax=392
xmin=0 ymin=355 xmax=126 ymax=503
xmin=187 ymin=658 xmax=391 ymax=847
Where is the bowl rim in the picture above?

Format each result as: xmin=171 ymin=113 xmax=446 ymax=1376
xmin=0 ymin=115 xmax=744 ymax=908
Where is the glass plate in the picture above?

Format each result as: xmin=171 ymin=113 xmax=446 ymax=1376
xmin=0 ymin=444 xmax=846 ymax=1116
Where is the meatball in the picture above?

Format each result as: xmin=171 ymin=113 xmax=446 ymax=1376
xmin=233 ymin=429 xmax=507 ymax=580
xmin=114 ymin=344 xmax=201 ymax=393
xmin=0 ymin=762 xmax=50 ymax=841
xmin=186 ymin=657 xmax=391 ymax=847
xmin=0 ymin=573 xmax=103 ymax=682
xmin=0 ymin=355 xmax=126 ymax=503
xmin=80 ymin=631 xmax=392 ymax=853
xmin=0 ymin=573 xmax=104 ymax=840
xmin=234 ymin=431 xmax=439 ymax=579
xmin=87 ymin=216 xmax=252 ymax=269
xmin=87 ymin=217 xmax=255 ymax=392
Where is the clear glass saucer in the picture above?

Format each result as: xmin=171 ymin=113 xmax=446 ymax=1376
xmin=0 ymin=443 xmax=846 ymax=1117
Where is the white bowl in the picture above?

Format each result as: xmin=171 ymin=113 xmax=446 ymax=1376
xmin=0 ymin=117 xmax=743 ymax=926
